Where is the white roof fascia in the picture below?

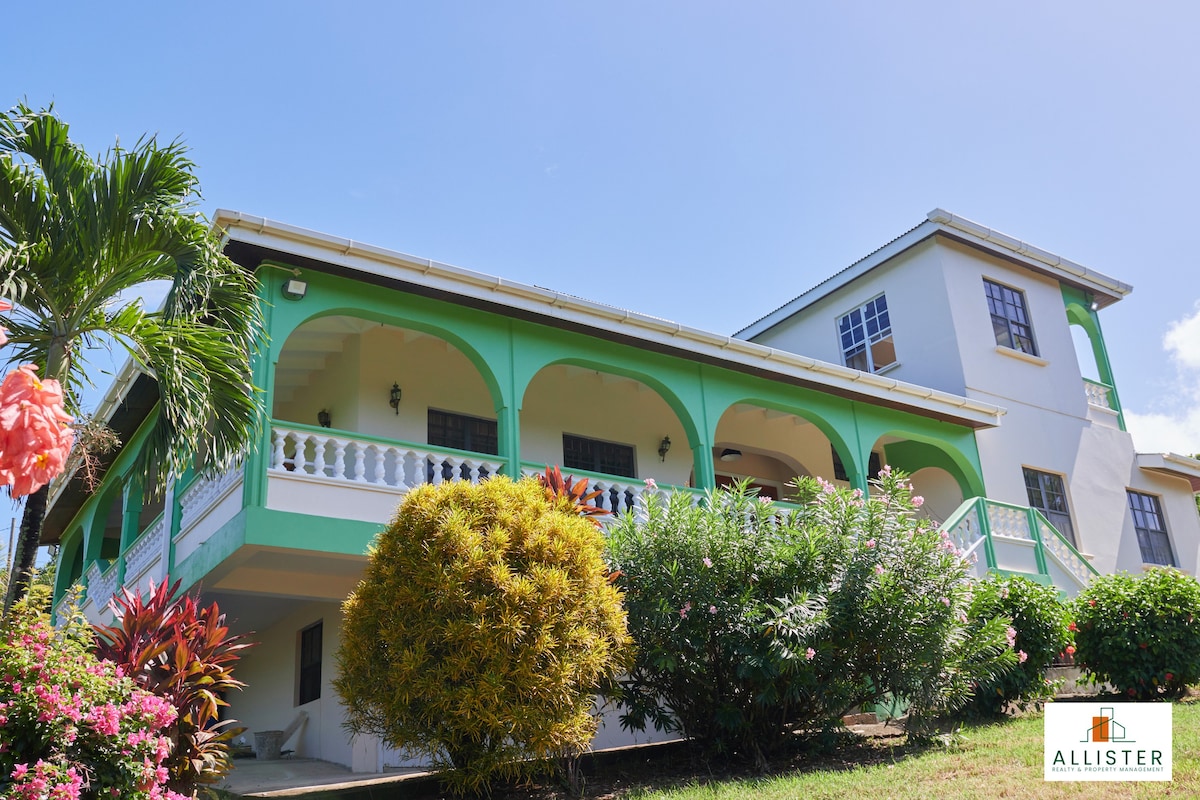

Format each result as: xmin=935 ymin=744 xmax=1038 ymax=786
xmin=735 ymin=209 xmax=1133 ymax=340
xmin=926 ymin=209 xmax=1133 ymax=302
xmin=213 ymin=210 xmax=1005 ymax=429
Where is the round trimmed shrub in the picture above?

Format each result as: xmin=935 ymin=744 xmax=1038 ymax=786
xmin=1072 ymin=568 xmax=1200 ymax=699
xmin=964 ymin=574 xmax=1071 ymax=715
xmin=335 ymin=476 xmax=631 ymax=795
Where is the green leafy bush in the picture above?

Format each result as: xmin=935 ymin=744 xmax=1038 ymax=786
xmin=1072 ymin=568 xmax=1200 ymax=699
xmin=335 ymin=476 xmax=632 ymax=795
xmin=964 ymin=574 xmax=1071 ymax=715
xmin=0 ymin=587 xmax=183 ymax=800
xmin=608 ymin=471 xmax=1014 ymax=760
xmin=93 ymin=577 xmax=253 ymax=795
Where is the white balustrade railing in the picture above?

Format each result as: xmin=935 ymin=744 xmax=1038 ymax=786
xmin=986 ymin=503 xmax=1034 ymax=540
xmin=178 ymin=467 xmax=242 ymax=531
xmin=944 ymin=502 xmax=983 ymax=554
xmin=270 ymin=427 xmax=504 ymax=490
xmin=1038 ymin=517 xmax=1095 ymax=586
xmin=86 ymin=561 xmax=118 ymax=612
xmin=1083 ymin=379 xmax=1114 ymax=410
xmin=124 ymin=515 xmax=166 ymax=581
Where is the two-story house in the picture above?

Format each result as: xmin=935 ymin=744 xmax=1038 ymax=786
xmin=39 ymin=209 xmax=1200 ymax=771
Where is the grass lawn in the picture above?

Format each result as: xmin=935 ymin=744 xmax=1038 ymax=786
xmin=616 ymin=700 xmax=1200 ymax=800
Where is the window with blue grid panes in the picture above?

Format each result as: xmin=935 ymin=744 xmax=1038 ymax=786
xmin=838 ymin=294 xmax=896 ymax=373
xmin=984 ymin=279 xmax=1038 ymax=355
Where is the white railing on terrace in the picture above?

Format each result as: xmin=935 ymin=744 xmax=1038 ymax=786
xmin=1083 ymin=378 xmax=1115 ymax=411
xmin=940 ymin=497 xmax=1098 ymax=593
xmin=521 ymin=463 xmax=658 ymax=515
xmin=124 ymin=514 xmax=167 ymax=581
xmin=270 ymin=425 xmax=505 ymax=490
xmin=85 ymin=560 xmax=118 ymax=612
xmin=178 ymin=468 xmax=243 ymax=531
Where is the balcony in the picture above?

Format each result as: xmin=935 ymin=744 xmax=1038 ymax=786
xmin=940 ymin=497 xmax=1098 ymax=595
xmin=1083 ymin=378 xmax=1121 ymax=428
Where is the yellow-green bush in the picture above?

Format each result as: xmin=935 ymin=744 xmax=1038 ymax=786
xmin=335 ymin=476 xmax=631 ymax=795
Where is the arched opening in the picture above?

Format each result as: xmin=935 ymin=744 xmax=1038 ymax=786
xmin=520 ymin=363 xmax=691 ymax=510
xmin=871 ymin=434 xmax=983 ymax=522
xmin=711 ymin=402 xmax=865 ymax=500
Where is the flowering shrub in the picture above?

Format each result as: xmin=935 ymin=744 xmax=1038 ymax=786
xmin=336 ymin=477 xmax=631 ymax=796
xmin=1072 ymin=569 xmax=1200 ymax=699
xmin=808 ymin=469 xmax=1014 ymax=734
xmin=94 ymin=578 xmax=253 ymax=795
xmin=0 ymin=299 xmax=75 ymax=499
xmin=0 ymin=587 xmax=184 ymax=800
xmin=607 ymin=470 xmax=1014 ymax=760
xmin=963 ymin=574 xmax=1072 ymax=716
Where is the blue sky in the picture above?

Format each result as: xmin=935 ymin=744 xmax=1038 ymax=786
xmin=5 ymin=1 xmax=1200 ymax=538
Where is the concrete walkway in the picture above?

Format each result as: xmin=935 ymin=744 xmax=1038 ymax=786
xmin=219 ymin=758 xmax=433 ymax=798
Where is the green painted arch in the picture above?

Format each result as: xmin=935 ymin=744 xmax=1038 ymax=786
xmin=53 ymin=529 xmax=86 ymax=601
xmin=269 ymin=305 xmax=511 ymax=416
xmin=869 ymin=429 xmax=985 ymax=499
xmin=518 ymin=356 xmax=704 ymax=454
xmin=709 ymin=395 xmax=865 ymax=487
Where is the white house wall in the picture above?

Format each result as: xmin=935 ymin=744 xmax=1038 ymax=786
xmin=230 ymin=600 xmax=351 ymax=766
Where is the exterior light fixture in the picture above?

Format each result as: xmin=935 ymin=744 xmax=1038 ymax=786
xmin=720 ymin=448 xmax=743 ymax=462
xmin=317 ymin=409 xmax=331 ymax=428
xmin=658 ymin=436 xmax=671 ymax=462
xmin=389 ymin=383 xmax=402 ymax=414
xmin=282 ymin=279 xmax=308 ymax=300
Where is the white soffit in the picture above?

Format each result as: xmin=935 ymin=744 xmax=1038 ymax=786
xmin=213 ymin=210 xmax=1005 ymax=429
xmin=1136 ymin=453 xmax=1200 ymax=492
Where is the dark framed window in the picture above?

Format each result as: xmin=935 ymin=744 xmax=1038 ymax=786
xmin=838 ymin=294 xmax=896 ymax=373
xmin=831 ymin=447 xmax=882 ymax=483
xmin=1127 ymin=491 xmax=1175 ymax=566
xmin=562 ymin=434 xmax=636 ymax=478
xmin=984 ymin=279 xmax=1038 ymax=355
xmin=298 ymin=621 xmax=322 ymax=705
xmin=428 ymin=409 xmax=498 ymax=455
xmin=1023 ymin=468 xmax=1075 ymax=546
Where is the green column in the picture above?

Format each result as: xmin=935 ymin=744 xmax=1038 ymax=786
xmin=115 ymin=478 xmax=144 ymax=587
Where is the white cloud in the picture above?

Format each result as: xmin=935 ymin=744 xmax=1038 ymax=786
xmin=1163 ymin=303 xmax=1200 ymax=370
xmin=1125 ymin=302 xmax=1200 ymax=456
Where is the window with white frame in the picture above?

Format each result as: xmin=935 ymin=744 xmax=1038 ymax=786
xmin=984 ymin=279 xmax=1038 ymax=355
xmin=838 ymin=294 xmax=896 ymax=373
xmin=1023 ymin=468 xmax=1075 ymax=546
xmin=1127 ymin=490 xmax=1175 ymax=566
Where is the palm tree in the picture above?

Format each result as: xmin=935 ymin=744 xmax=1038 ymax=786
xmin=0 ymin=103 xmax=262 ymax=613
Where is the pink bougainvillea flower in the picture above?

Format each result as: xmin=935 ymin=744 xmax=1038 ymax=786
xmin=874 ymin=564 xmax=885 ymax=575
xmin=1005 ymin=626 xmax=1017 ymax=647
xmin=708 ymin=605 xmax=717 ymax=615
xmin=702 ymin=557 xmax=713 ymax=568
xmin=1018 ymin=650 xmax=1028 ymax=664
xmin=805 ymin=647 xmax=816 ymax=661
xmin=911 ymin=495 xmax=924 ymax=508
xmin=643 ymin=477 xmax=657 ymax=490
xmin=864 ymin=538 xmax=876 ymax=549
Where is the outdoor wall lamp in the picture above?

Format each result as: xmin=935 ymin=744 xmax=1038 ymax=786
xmin=282 ymin=279 xmax=308 ymax=300
xmin=317 ymin=409 xmax=331 ymax=428
xmin=658 ymin=436 xmax=671 ymax=462
xmin=720 ymin=448 xmax=743 ymax=462
xmin=389 ymin=383 xmax=402 ymax=414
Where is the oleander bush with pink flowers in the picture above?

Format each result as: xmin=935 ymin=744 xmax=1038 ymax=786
xmin=607 ymin=470 xmax=1016 ymax=762
xmin=0 ymin=587 xmax=186 ymax=800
